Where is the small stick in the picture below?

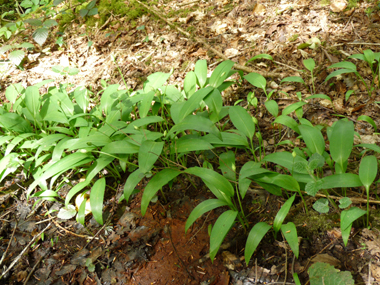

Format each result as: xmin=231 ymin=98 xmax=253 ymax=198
xmin=0 ymin=223 xmax=51 ymax=279
xmin=23 ymin=249 xmax=50 ymax=285
xmin=0 ymin=220 xmax=17 ymax=267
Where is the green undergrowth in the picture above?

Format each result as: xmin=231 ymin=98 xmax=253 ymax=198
xmin=0 ymin=48 xmax=380 ymax=284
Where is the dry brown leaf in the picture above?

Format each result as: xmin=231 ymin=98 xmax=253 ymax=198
xmin=253 ymin=3 xmax=265 ymax=15
xmin=310 ymin=254 xmax=341 ymax=268
xmin=330 ymin=0 xmax=347 ymax=12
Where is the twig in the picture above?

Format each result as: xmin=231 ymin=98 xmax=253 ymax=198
xmin=187 ymin=211 xmax=211 ymax=244
xmin=23 ymin=249 xmax=50 ymax=285
xmin=83 ymin=215 xmax=112 ymax=249
xmin=166 ymin=224 xmax=194 ymax=280
xmin=178 ymin=0 xmax=200 ymax=7
xmin=273 ymin=61 xmax=300 ymax=72
xmin=346 ymin=42 xmax=380 ymax=46
xmin=282 ymin=232 xmax=288 ymax=285
xmin=0 ymin=223 xmax=51 ymax=279
xmin=0 ymin=220 xmax=17 ymax=267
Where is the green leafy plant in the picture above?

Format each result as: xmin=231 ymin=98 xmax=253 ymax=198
xmin=308 ymin=262 xmax=354 ymax=285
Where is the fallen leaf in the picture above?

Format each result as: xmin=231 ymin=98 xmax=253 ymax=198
xmin=330 ymin=0 xmax=347 ymax=12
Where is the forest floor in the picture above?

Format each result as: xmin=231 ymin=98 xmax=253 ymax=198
xmin=1 ymin=0 xmax=380 ymax=284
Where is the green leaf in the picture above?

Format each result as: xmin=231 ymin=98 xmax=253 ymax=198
xmin=185 ymin=167 xmax=234 ymax=201
xmin=264 ymin=100 xmax=279 ymax=117
xmin=303 ymin=58 xmax=315 ymax=72
xmin=9 ymin=50 xmax=24 ymax=66
xmin=357 ymin=115 xmax=377 ymax=132
xmin=339 ymin=197 xmax=352 ymax=209
xmin=203 ymin=131 xmax=248 ymax=147
xmin=27 ymin=152 xmax=92 ymax=198
xmin=138 ymin=141 xmax=164 ymax=173
xmin=185 ymin=199 xmax=228 ymax=233
xmin=305 ymin=180 xmax=323 ymax=196
xmin=141 ymin=169 xmax=181 ymax=216
xmin=281 ymin=222 xmax=299 ymax=258
xmin=308 ymin=262 xmax=354 ymax=285
xmin=273 ymin=194 xmax=296 ymax=238
xmin=274 ymin=115 xmax=300 ymax=133
xmin=282 ymin=101 xmax=307 ymax=116
xmin=194 ymin=59 xmax=208 ymax=88
xmin=167 ymin=115 xmax=220 ymax=139
xmin=57 ymin=205 xmax=77 ymax=220
xmin=359 ymin=155 xmax=378 ymax=189
xmin=245 ymin=222 xmax=271 ymax=265
xmin=329 ymin=120 xmax=354 ymax=171
xmin=24 ymin=86 xmax=40 ymax=118
xmin=328 ymin=61 xmax=357 ymax=71
xmin=204 ymin=89 xmax=223 ymax=119
xmin=144 ymin=71 xmax=171 ymax=92
xmin=124 ymin=168 xmax=144 ymax=202
xmin=33 ymin=27 xmax=49 ymax=46
xmin=209 ymin=60 xmax=235 ymax=88
xmin=244 ymin=72 xmax=266 ymax=91
xmin=5 ymin=83 xmax=23 ymax=104
xmin=0 ymin=113 xmax=32 ymax=133
xmin=320 ymin=173 xmax=362 ymax=189
xmin=90 ymin=178 xmax=106 ymax=225
xmin=280 ymin=76 xmax=305 ymax=85
xmin=313 ymin=198 xmax=329 ymax=213
xmin=183 ymin=71 xmax=197 ymax=98
xmin=356 ymin=143 xmax=380 ymax=154
xmin=298 ymin=125 xmax=325 ymax=155
xmin=325 ymin=69 xmax=356 ymax=82
xmin=172 ymin=137 xmax=213 ymax=153
xmin=102 ymin=139 xmax=140 ymax=154
xmin=219 ymin=151 xmax=236 ymax=181
xmin=138 ymin=90 xmax=155 ymax=118
xmin=77 ymin=198 xmax=86 ymax=226
xmin=247 ymin=53 xmax=273 ymax=63
xmin=304 ymin=94 xmax=332 ymax=101
xmin=177 ymin=86 xmax=214 ymax=122
xmin=100 ymin=84 xmax=119 ymax=114
xmin=209 ymin=210 xmax=237 ymax=262
xmin=229 ymin=106 xmax=255 ymax=140
xmin=341 ymin=206 xmax=366 ymax=231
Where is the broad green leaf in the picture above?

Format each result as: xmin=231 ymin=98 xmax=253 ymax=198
xmin=204 ymin=89 xmax=223 ymax=119
xmin=328 ymin=61 xmax=357 ymax=71
xmin=364 ymin=49 xmax=375 ymax=66
xmin=357 ymin=115 xmax=377 ymax=132
xmin=183 ymin=71 xmax=197 ymax=98
xmin=43 ymin=19 xmax=58 ymax=28
xmin=5 ymin=83 xmax=23 ymax=104
xmin=5 ymin=133 xmax=35 ymax=155
xmin=203 ymin=131 xmax=248 ymax=147
xmin=339 ymin=197 xmax=352 ymax=209
xmin=274 ymin=115 xmax=300 ymax=133
xmin=264 ymin=100 xmax=278 ymax=117
xmin=141 ymin=169 xmax=181 ymax=216
xmin=138 ymin=141 xmax=164 ymax=173
xmin=33 ymin=27 xmax=49 ymax=46
xmin=185 ymin=167 xmax=234 ymax=199
xmin=280 ymin=76 xmax=305 ymax=85
xmin=57 ymin=205 xmax=77 ymax=220
xmin=90 ymin=178 xmax=106 ymax=225
xmin=313 ymin=198 xmax=329 ymax=213
xmin=0 ymin=153 xmax=19 ymax=183
xmin=282 ymin=101 xmax=307 ymax=116
xmin=66 ymin=133 xmax=111 ymax=151
xmin=245 ymin=222 xmax=271 ymax=265
xmin=320 ymin=173 xmax=362 ymax=189
xmin=138 ymin=90 xmax=155 ymax=118
xmin=305 ymin=180 xmax=323 ymax=196
xmin=325 ymin=69 xmax=356 ymax=82
xmin=298 ymin=125 xmax=325 ymax=155
xmin=244 ymin=72 xmax=266 ymax=91
xmin=229 ymin=106 xmax=255 ymax=140
xmin=194 ymin=59 xmax=208 ymax=88
xmin=124 ymin=168 xmax=144 ymax=203
xmin=102 ymin=139 xmax=140 ymax=154
xmin=24 ymin=86 xmax=40 ymax=118
xmin=209 ymin=210 xmax=237 ymax=262
xmin=27 ymin=152 xmax=92 ymax=198
xmin=303 ymin=58 xmax=315 ymax=72
xmin=247 ymin=53 xmax=273 ymax=63
xmin=239 ymin=161 xmax=261 ymax=198
xmin=329 ymin=120 xmax=354 ymax=171
xmin=172 ymin=138 xmax=213 ymax=153
xmin=185 ymin=199 xmax=228 ymax=233
xmin=359 ymin=155 xmax=378 ymax=189
xmin=356 ymin=143 xmax=380 ymax=154
xmin=167 ymin=115 xmax=220 ymax=139
xmin=77 ymin=199 xmax=87 ymax=226
xmin=0 ymin=112 xmax=32 ymax=133
xmin=219 ymin=151 xmax=236 ymax=181
xmin=144 ymin=72 xmax=171 ymax=92
xmin=100 ymin=84 xmax=119 ymax=114
xmin=9 ymin=50 xmax=24 ymax=66
xmin=209 ymin=60 xmax=235 ymax=88
xmin=308 ymin=262 xmax=355 ymax=285
xmin=51 ymin=92 xmax=74 ymax=116
xmin=273 ymin=194 xmax=296 ymax=238
xmin=124 ymin=116 xmax=164 ymax=132
xmin=341 ymin=206 xmax=366 ymax=231
xmin=281 ymin=222 xmax=299 ymax=258
xmin=177 ymin=86 xmax=214 ymax=122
